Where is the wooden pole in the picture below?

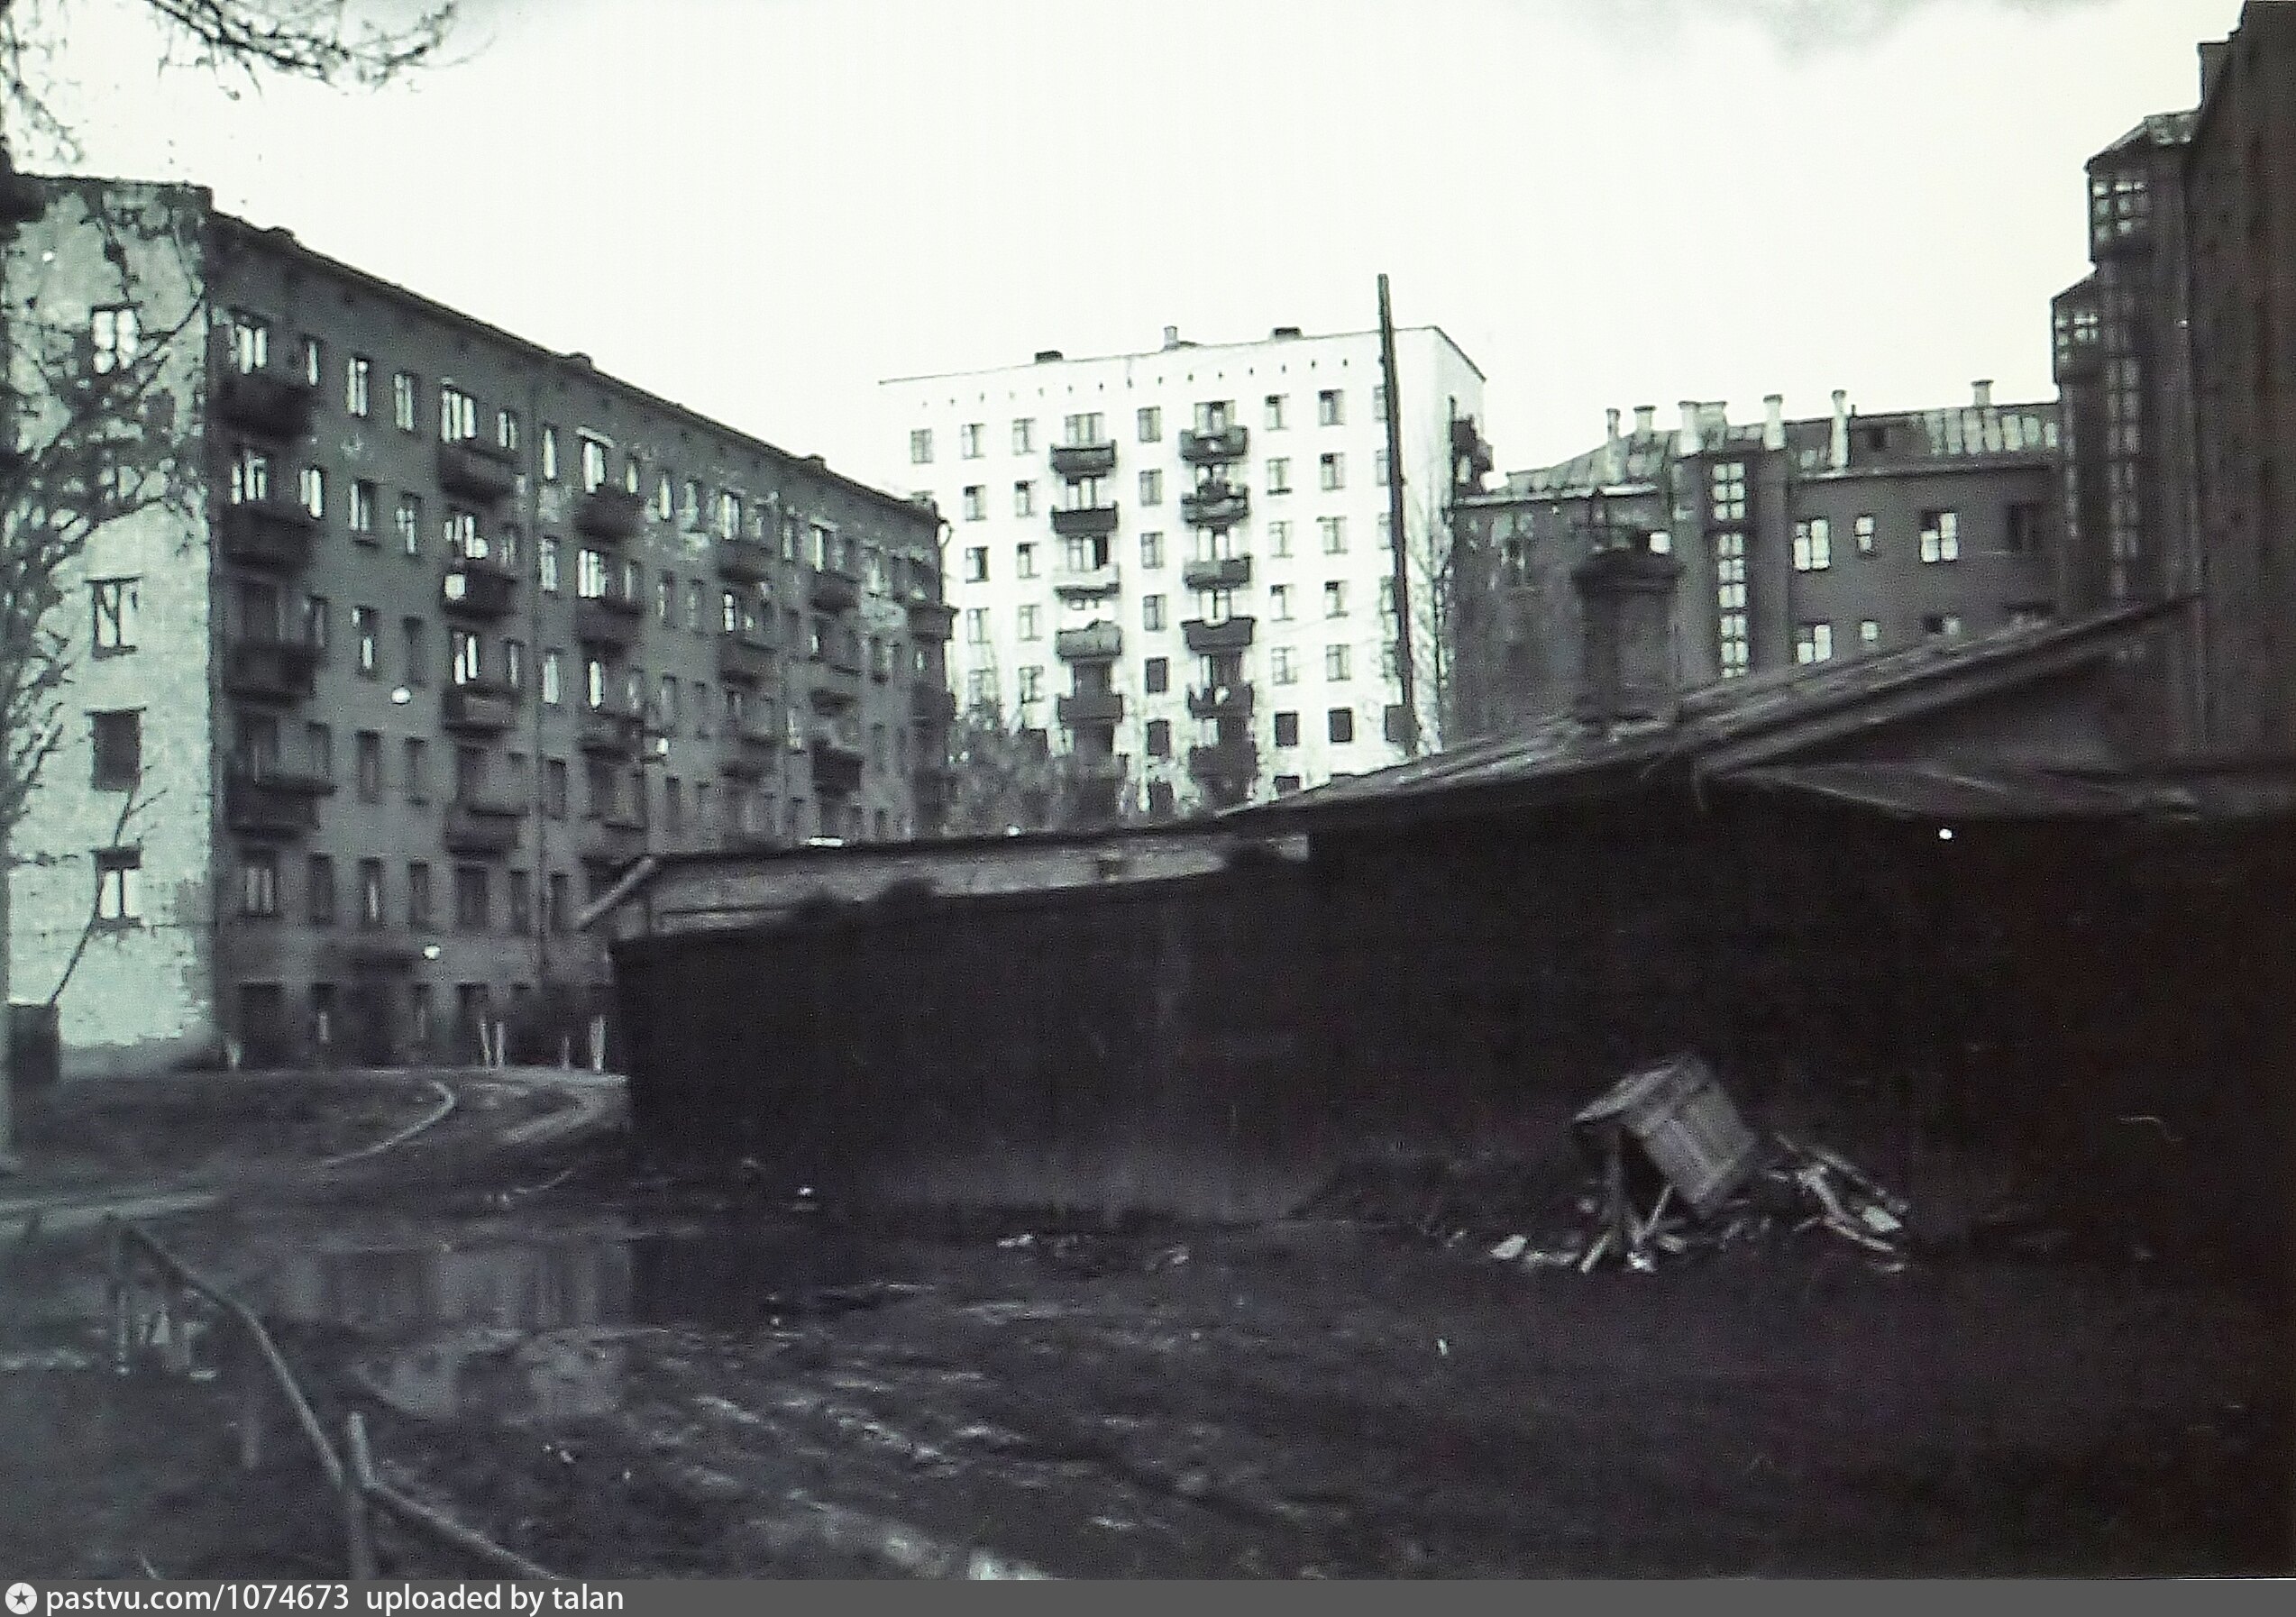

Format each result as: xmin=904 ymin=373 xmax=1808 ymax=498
xmin=1377 ymin=273 xmax=1421 ymax=758
xmin=342 ymin=1412 xmax=378 ymax=1580
xmin=106 ymin=1221 xmax=131 ymax=1374
xmin=238 ymin=1347 xmax=266 ymax=1471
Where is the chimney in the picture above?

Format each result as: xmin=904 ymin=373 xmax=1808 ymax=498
xmin=1033 ymin=349 xmax=1064 ymax=363
xmin=1574 ymin=543 xmax=1684 ymax=730
xmin=1162 ymin=324 xmax=1182 ymax=351
xmin=1633 ymin=405 xmax=1656 ymax=436
xmin=1270 ymin=325 xmax=1303 ymax=339
xmin=1971 ymin=378 xmax=1993 ymax=408
xmin=1762 ymin=393 xmax=1785 ymax=452
xmin=1829 ymin=389 xmax=1850 ymax=470
xmin=1605 ymin=407 xmax=1622 ymax=444
xmin=1604 ymin=408 xmax=1624 ymax=483
xmin=1679 ymin=400 xmax=1704 ymax=456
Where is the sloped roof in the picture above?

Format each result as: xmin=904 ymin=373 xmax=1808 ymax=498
xmin=2095 ymin=110 xmax=2199 ymax=160
xmin=1234 ymin=600 xmax=2187 ymax=832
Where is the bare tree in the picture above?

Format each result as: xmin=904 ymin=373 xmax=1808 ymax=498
xmin=0 ymin=1 xmax=460 ymax=1165
xmin=938 ymin=703 xmax=1133 ymax=838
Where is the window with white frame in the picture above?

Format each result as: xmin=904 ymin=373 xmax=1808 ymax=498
xmin=346 ymin=356 xmax=371 ymax=417
xmin=1794 ymin=621 xmax=1834 ymax=663
xmin=576 ymin=547 xmax=609 ymax=600
xmin=1011 ymin=418 xmax=1034 ymax=454
xmin=1017 ymin=604 xmax=1041 ymax=640
xmin=965 ymin=608 xmax=990 ymax=644
xmin=230 ymin=311 xmax=270 ymax=374
xmin=1324 ymin=643 xmax=1351 ymax=681
xmin=1270 ymin=584 xmax=1293 ymax=621
xmin=439 ymin=385 xmax=479 ymax=443
xmin=1858 ymin=618 xmax=1882 ymax=652
xmin=229 ymin=447 xmax=270 ymax=504
xmin=1792 ymin=516 xmax=1831 ymax=571
xmin=1269 ymin=519 xmax=1292 ymax=557
xmin=298 ymin=466 xmax=325 ymax=519
xmin=962 ymin=486 xmax=986 ymax=521
xmin=91 ymin=579 xmax=139 ymax=653
xmin=1015 ymin=542 xmax=1038 ymax=579
xmin=1715 ymin=530 xmax=1749 ymax=676
xmin=1854 ymin=514 xmax=1877 ymax=556
xmin=392 ymin=370 xmax=418 ymax=432
xmin=96 ymin=848 xmax=142 ymax=924
xmin=1317 ymin=389 xmax=1343 ymax=426
xmin=964 ymin=546 xmax=988 ymax=582
xmin=1324 ymin=580 xmax=1348 ymax=617
xmin=1319 ymin=516 xmax=1347 ymax=553
xmin=910 ymin=428 xmax=933 ymax=464
xmin=1319 ymin=453 xmax=1345 ymax=491
xmin=1710 ymin=461 xmax=1747 ymax=523
xmin=580 ymin=435 xmax=609 ymax=493
xmin=1919 ymin=509 xmax=1960 ymax=562
xmin=1271 ymin=646 xmax=1298 ymax=685
xmin=1139 ymin=469 xmax=1162 ymax=506
xmin=1013 ymin=481 xmax=1035 ymax=518
xmin=1142 ymin=595 xmax=1166 ymax=631
xmin=1139 ymin=532 xmax=1163 ymax=569
xmin=960 ymin=423 xmax=984 ymax=459
xmin=1265 ymin=395 xmax=1286 ymax=430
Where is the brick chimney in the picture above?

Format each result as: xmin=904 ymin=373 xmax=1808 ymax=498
xmin=1679 ymin=400 xmax=1704 ymax=456
xmin=1762 ymin=393 xmax=1785 ymax=451
xmin=1971 ymin=378 xmax=1993 ymax=407
xmin=1604 ymin=408 xmax=1624 ymax=482
xmin=1829 ymin=389 xmax=1851 ymax=470
xmin=1162 ymin=324 xmax=1182 ymax=351
xmin=1633 ymin=405 xmax=1656 ymax=436
xmin=1574 ymin=541 xmax=1683 ymax=729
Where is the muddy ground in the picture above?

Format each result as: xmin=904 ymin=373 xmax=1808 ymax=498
xmin=3 ymin=1120 xmax=2289 ymax=1580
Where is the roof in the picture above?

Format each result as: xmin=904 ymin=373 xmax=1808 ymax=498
xmin=2093 ymin=110 xmax=2199 ymax=160
xmin=1234 ymin=599 xmax=2190 ymax=833
xmin=880 ymin=324 xmax=1486 ymax=386
xmin=184 ymin=206 xmax=938 ymax=534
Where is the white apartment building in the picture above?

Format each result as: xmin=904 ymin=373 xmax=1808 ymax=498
xmin=879 ymin=324 xmax=1485 ymax=813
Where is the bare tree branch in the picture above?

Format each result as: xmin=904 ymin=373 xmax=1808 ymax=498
xmin=41 ymin=778 xmax=163 ymax=1008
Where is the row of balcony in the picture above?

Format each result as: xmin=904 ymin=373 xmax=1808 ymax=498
xmin=1043 ymin=425 xmax=1250 ymax=481
xmin=1042 ymin=616 xmax=1257 ymax=662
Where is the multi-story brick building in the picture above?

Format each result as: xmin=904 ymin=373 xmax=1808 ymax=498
xmin=1452 ymin=389 xmax=2061 ymax=737
xmin=3 ymin=175 xmax=949 ymax=1076
xmin=878 ymin=323 xmax=1485 ymax=810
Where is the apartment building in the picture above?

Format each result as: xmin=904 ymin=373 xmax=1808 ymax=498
xmin=3 ymin=176 xmax=949 ymax=1075
xmin=1451 ymin=390 xmax=2060 ymax=737
xmin=879 ymin=324 xmax=1485 ymax=810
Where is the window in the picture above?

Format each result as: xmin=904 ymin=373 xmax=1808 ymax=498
xmin=576 ymin=547 xmax=609 ymax=600
xmin=391 ymin=370 xmax=418 ymax=432
xmin=91 ymin=579 xmax=139 ymax=653
xmin=229 ymin=311 xmax=270 ymax=373
xmin=716 ymin=489 xmax=744 ymax=540
xmin=962 ymin=486 xmax=986 ymax=521
xmin=538 ymin=646 xmax=563 ymax=707
xmin=1317 ymin=389 xmax=1343 ymax=426
xmin=1919 ymin=509 xmax=1960 ymax=563
xmin=1017 ymin=665 xmax=1043 ymax=704
xmin=1133 ymin=717 xmax=1166 ymax=759
xmin=1710 ymin=461 xmax=1748 ymax=523
xmin=355 ymin=729 xmax=381 ymax=803
xmin=343 ymin=356 xmax=371 ymax=417
xmin=1923 ymin=613 xmax=1963 ymax=639
xmin=1374 ymin=449 xmax=1390 ymax=487
xmin=1267 ymin=583 xmax=1293 ymax=622
xmin=1271 ymin=647 xmax=1298 ymax=685
xmin=306 ymin=855 xmax=335 ymax=927
xmin=306 ymin=721 xmax=332 ymax=781
xmin=291 ymin=466 xmax=323 ymax=520
xmin=92 ymin=306 xmax=140 ymax=373
xmin=1011 ymin=418 xmax=1034 ymax=455
xmin=1269 ymin=520 xmax=1292 ymax=558
xmin=1136 ymin=407 xmax=1161 ymax=443
xmin=1715 ymin=531 xmax=1749 ymax=676
xmin=1267 ymin=458 xmax=1292 ymax=495
xmin=1854 ymin=514 xmax=1876 ymax=556
xmin=654 ymin=571 xmax=673 ymax=625
xmin=1859 ymin=618 xmax=1882 ymax=652
xmin=1142 ymin=595 xmax=1166 ymax=632
xmin=503 ymin=639 xmax=526 ymax=691
xmin=544 ymin=758 xmax=568 ymax=818
xmin=229 ymin=446 xmax=270 ymax=504
xmin=964 ymin=547 xmax=988 ymax=582
xmin=298 ymin=334 xmax=322 ymax=385
xmin=1017 ymin=604 xmax=1041 ymax=641
xmin=546 ymin=872 xmax=571 ymax=934
xmin=1792 ymin=517 xmax=1831 ymax=572
xmin=538 ymin=536 xmax=561 ymax=595
xmin=407 ymin=863 xmax=433 ymax=930
xmin=454 ymin=866 xmax=489 ymax=932
xmin=1144 ymin=656 xmax=1169 ymax=694
xmin=1274 ymin=710 xmax=1300 ymax=748
xmin=345 ymin=480 xmax=377 ymax=539
xmin=1319 ymin=516 xmax=1347 ymax=554
xmin=541 ymin=425 xmax=560 ymax=482
xmin=1323 ymin=580 xmax=1348 ymax=618
xmin=91 ymin=709 xmax=140 ymax=790
xmin=1012 ymin=542 xmax=1038 ymax=580
xmin=403 ymin=737 xmax=427 ymax=802
xmin=959 ymin=423 xmax=983 ymax=459
xmin=508 ymin=870 xmax=533 ymax=935
xmin=342 ymin=606 xmax=372 ymax=676
xmin=1373 ymin=385 xmax=1388 ymax=422
xmin=1013 ymin=481 xmax=1036 ymax=518
xmin=964 ymin=607 xmax=990 ymax=644
xmin=82 ymin=844 xmax=134 ymax=927
xmin=239 ymin=851 xmax=279 ymax=918
xmin=439 ymin=384 xmax=478 ymax=443
xmin=1328 ymin=707 xmax=1355 ymax=744
xmin=1265 ymin=394 xmax=1286 ymax=431
xmin=580 ymin=435 xmax=609 ymax=493
xmin=1325 ymin=644 xmax=1351 ymax=681
xmin=910 ymin=428 xmax=934 ymax=465
xmin=395 ymin=495 xmax=422 ymax=557
xmin=403 ymin=617 xmax=427 ymax=685
xmin=2007 ymin=502 xmax=2047 ymax=554
xmin=1139 ymin=531 xmax=1164 ymax=569
xmin=1139 ymin=469 xmax=1164 ymax=507
xmin=1794 ymin=621 xmax=1834 ymax=664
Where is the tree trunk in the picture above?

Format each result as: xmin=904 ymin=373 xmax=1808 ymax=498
xmin=1 ymin=827 xmax=15 ymax=1167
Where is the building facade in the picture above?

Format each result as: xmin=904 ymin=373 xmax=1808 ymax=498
xmin=1452 ymin=391 xmax=2061 ymax=738
xmin=878 ymin=324 xmax=1485 ymax=810
xmin=4 ymin=176 xmax=949 ymax=1075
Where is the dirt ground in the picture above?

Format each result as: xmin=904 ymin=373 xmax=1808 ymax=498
xmin=3 ymin=1118 xmax=2289 ymax=1579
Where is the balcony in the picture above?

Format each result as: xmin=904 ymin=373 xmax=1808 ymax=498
xmin=440 ymin=680 xmax=519 ymax=734
xmin=1053 ymin=561 xmax=1121 ymax=598
xmin=808 ymin=663 xmax=863 ymax=710
xmin=721 ymin=722 xmax=778 ymax=780
xmin=214 ymin=369 xmax=316 ymax=440
xmin=224 ymin=636 xmax=320 ymax=702
xmin=322 ymin=932 xmax=423 ymax=971
xmin=810 ymin=731 xmax=865 ymax=792
xmin=718 ymin=535 xmax=775 ymax=583
xmin=717 ymin=630 xmax=776 ymax=685
xmin=1057 ymin=690 xmax=1125 ymax=726
xmin=441 ymin=558 xmax=518 ymax=618
xmin=218 ymin=498 xmax=318 ymax=571
xmin=1051 ymin=505 xmax=1120 ymax=538
xmin=1182 ymin=483 xmax=1250 ymax=529
xmin=1181 ymin=554 xmax=1252 ymax=591
xmin=1055 ymin=621 xmax=1123 ymax=662
xmin=910 ymin=683 xmax=957 ymax=724
xmin=578 ymin=705 xmax=643 ymax=757
xmin=1179 ymin=425 xmax=1250 ymax=465
xmin=1183 ymin=616 xmax=1256 ymax=653
xmin=1189 ymin=738 xmax=1259 ymax=784
xmin=224 ymin=769 xmax=331 ymax=838
xmin=1049 ymin=441 xmax=1117 ymax=480
xmin=577 ymin=817 xmax=648 ymax=868
xmin=436 ymin=439 xmax=519 ymax=503
xmin=575 ymin=485 xmax=645 ymax=540
xmin=573 ymin=591 xmax=644 ymax=647
xmin=443 ymin=799 xmax=525 ymax=856
xmin=809 ymin=565 xmax=860 ymax=614
xmin=908 ymin=600 xmax=956 ymax=641
xmin=1187 ymin=683 xmax=1255 ymax=721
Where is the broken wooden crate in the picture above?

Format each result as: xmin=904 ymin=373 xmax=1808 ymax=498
xmin=1572 ymin=1054 xmax=1762 ymax=1223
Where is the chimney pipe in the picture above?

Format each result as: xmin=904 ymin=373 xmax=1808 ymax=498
xmin=1162 ymin=324 xmax=1181 ymax=351
xmin=1971 ymin=379 xmax=1993 ymax=408
xmin=1633 ymin=405 xmax=1656 ymax=436
xmin=1762 ymin=393 xmax=1785 ymax=452
xmin=1605 ymin=407 xmax=1622 ymax=444
xmin=1679 ymin=400 xmax=1704 ymax=457
xmin=1829 ymin=389 xmax=1850 ymax=470
xmin=1604 ymin=408 xmax=1624 ymax=482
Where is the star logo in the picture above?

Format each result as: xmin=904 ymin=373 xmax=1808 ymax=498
xmin=6 ymin=1583 xmax=37 ymax=1614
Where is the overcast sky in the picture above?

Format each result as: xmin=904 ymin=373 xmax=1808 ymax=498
xmin=38 ymin=0 xmax=2238 ymax=480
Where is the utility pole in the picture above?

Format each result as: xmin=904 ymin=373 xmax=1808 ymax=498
xmin=1377 ymin=274 xmax=1420 ymax=758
